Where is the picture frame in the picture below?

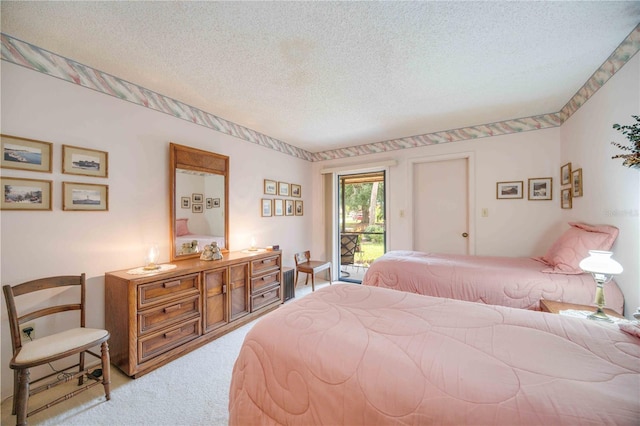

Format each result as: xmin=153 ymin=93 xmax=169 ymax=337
xmin=285 ymin=199 xmax=294 ymax=216
xmin=62 ymin=145 xmax=108 ymax=178
xmin=278 ymin=181 xmax=289 ymax=196
xmin=206 ymin=198 xmax=213 ymax=209
xmin=62 ymin=182 xmax=108 ymax=211
xmin=213 ymin=198 xmax=220 ymax=208
xmin=181 ymin=197 xmax=190 ymax=208
xmin=561 ymin=188 xmax=572 ymax=209
xmin=261 ymin=198 xmax=272 ymax=217
xmin=528 ymin=177 xmax=552 ymax=200
xmin=560 ymin=162 xmax=572 ymax=186
xmin=291 ymin=184 xmax=301 ymax=198
xmin=496 ymin=181 xmax=523 ymax=199
xmin=1 ymin=134 xmax=52 ymax=173
xmin=192 ymin=204 xmax=203 ymax=213
xmin=264 ymin=179 xmax=277 ymax=195
xmin=274 ymin=199 xmax=284 ymax=216
xmin=572 ymin=168 xmax=583 ymax=198
xmin=192 ymin=193 xmax=203 ymax=203
xmin=295 ymin=200 xmax=303 ymax=216
xmin=1 ymin=177 xmax=52 ymax=211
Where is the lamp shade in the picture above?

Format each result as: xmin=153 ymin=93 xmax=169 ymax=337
xmin=579 ymin=250 xmax=623 ymax=275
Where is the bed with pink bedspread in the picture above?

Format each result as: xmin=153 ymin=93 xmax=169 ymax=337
xmin=361 ymin=250 xmax=625 ymax=314
xmin=229 ymin=284 xmax=639 ymax=425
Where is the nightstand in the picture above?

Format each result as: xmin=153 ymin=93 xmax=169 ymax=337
xmin=540 ymin=299 xmax=624 ymax=319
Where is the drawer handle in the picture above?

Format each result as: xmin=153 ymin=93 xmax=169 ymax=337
xmin=164 ymin=304 xmax=181 ymax=313
xmin=222 ymin=284 xmax=227 ymax=294
xmin=262 ymin=293 xmax=267 ymax=298
xmin=163 ymin=280 xmax=181 ymax=288
xmin=164 ymin=329 xmax=181 ymax=339
xmin=262 ymin=275 xmax=272 ymax=281
xmin=261 ymin=260 xmax=271 ymax=264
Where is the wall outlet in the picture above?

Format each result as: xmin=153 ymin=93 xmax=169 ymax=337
xmin=481 ymin=208 xmax=489 ymax=217
xmin=21 ymin=323 xmax=35 ymax=340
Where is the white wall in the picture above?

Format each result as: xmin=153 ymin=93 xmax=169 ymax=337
xmin=0 ymin=62 xmax=313 ymax=399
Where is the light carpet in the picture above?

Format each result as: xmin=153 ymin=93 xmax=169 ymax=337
xmin=1 ymin=280 xmax=338 ymax=426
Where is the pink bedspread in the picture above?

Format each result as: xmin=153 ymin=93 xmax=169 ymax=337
xmin=229 ymin=284 xmax=640 ymax=425
xmin=362 ymin=250 xmax=625 ymax=314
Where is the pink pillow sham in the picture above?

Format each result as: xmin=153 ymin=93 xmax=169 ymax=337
xmin=176 ymin=218 xmax=190 ymax=236
xmin=535 ymin=222 xmax=619 ymax=274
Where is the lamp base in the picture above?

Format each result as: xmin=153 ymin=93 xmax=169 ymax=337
xmin=587 ymin=309 xmax=613 ymax=322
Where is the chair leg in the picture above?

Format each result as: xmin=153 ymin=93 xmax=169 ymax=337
xmin=311 ymin=274 xmax=315 ymax=292
xmin=12 ymin=369 xmax=18 ymax=415
xmin=304 ymin=273 xmax=309 ymax=286
xmin=78 ymin=351 xmax=85 ymax=385
xmin=16 ymin=368 xmax=29 ymax=426
xmin=101 ymin=341 xmax=111 ymax=401
xmin=328 ymin=267 xmax=332 ymax=285
xmin=295 ymin=270 xmax=299 ymax=286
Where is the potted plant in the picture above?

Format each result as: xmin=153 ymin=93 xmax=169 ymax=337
xmin=611 ymin=115 xmax=640 ymax=169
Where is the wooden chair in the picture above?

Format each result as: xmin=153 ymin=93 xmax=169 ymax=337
xmin=294 ymin=251 xmax=332 ymax=292
xmin=3 ymin=274 xmax=111 ymax=426
xmin=340 ymin=234 xmax=359 ymax=276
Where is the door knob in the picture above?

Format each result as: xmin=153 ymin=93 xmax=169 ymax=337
xmin=462 ymin=232 xmax=469 ymax=238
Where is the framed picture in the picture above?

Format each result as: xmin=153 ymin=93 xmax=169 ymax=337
xmin=62 ymin=145 xmax=108 ymax=178
xmin=261 ymin=198 xmax=272 ymax=217
xmin=560 ymin=162 xmax=572 ymax=185
xmin=206 ymin=198 xmax=213 ymax=209
xmin=181 ymin=197 xmax=190 ymax=208
xmin=295 ymin=200 xmax=304 ymax=216
xmin=1 ymin=134 xmax=52 ymax=173
xmin=278 ymin=182 xmax=289 ymax=196
xmin=1 ymin=177 xmax=52 ymax=210
xmin=561 ymin=188 xmax=572 ymax=209
xmin=213 ymin=198 xmax=220 ymax=208
xmin=291 ymin=184 xmax=301 ymax=198
xmin=572 ymin=168 xmax=583 ymax=198
xmin=496 ymin=181 xmax=523 ymax=199
xmin=192 ymin=204 xmax=203 ymax=213
xmin=264 ymin=179 xmax=277 ymax=195
xmin=192 ymin=193 xmax=203 ymax=203
xmin=528 ymin=177 xmax=552 ymax=200
xmin=62 ymin=182 xmax=108 ymax=211
xmin=274 ymin=199 xmax=284 ymax=216
xmin=285 ymin=199 xmax=294 ymax=216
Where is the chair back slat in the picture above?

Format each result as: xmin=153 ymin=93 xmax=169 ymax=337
xmin=19 ymin=304 xmax=82 ymax=324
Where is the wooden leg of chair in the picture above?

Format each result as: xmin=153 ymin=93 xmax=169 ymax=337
xmin=295 ymin=270 xmax=299 ymax=286
xmin=101 ymin=341 xmax=111 ymax=401
xmin=328 ymin=267 xmax=332 ymax=284
xmin=16 ymin=368 xmax=29 ymax=426
xmin=78 ymin=351 xmax=85 ymax=385
xmin=12 ymin=369 xmax=18 ymax=415
xmin=305 ymin=273 xmax=309 ymax=286
xmin=311 ymin=274 xmax=315 ymax=292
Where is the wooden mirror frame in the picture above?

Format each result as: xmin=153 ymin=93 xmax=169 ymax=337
xmin=170 ymin=143 xmax=229 ymax=261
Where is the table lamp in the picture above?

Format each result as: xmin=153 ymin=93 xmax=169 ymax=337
xmin=579 ymin=250 xmax=623 ymax=322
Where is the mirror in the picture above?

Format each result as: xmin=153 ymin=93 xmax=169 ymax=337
xmin=170 ymin=143 xmax=229 ymax=261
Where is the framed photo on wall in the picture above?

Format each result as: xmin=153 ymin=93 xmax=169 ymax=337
xmin=274 ymin=199 xmax=284 ymax=216
xmin=213 ymin=198 xmax=220 ymax=208
xmin=291 ymin=184 xmax=301 ymax=198
xmin=261 ymin=198 xmax=272 ymax=217
xmin=285 ymin=199 xmax=294 ymax=216
xmin=1 ymin=134 xmax=52 ymax=173
xmin=278 ymin=182 xmax=290 ymax=196
xmin=1 ymin=177 xmax=52 ymax=210
xmin=572 ymin=168 xmax=583 ymax=198
xmin=181 ymin=197 xmax=190 ymax=208
xmin=561 ymin=188 xmax=572 ymax=209
xmin=192 ymin=193 xmax=203 ymax=203
xmin=496 ymin=181 xmax=523 ymax=199
xmin=264 ymin=179 xmax=277 ymax=195
xmin=192 ymin=204 xmax=203 ymax=213
xmin=206 ymin=198 xmax=213 ymax=209
xmin=528 ymin=177 xmax=552 ymax=200
xmin=560 ymin=162 xmax=572 ymax=185
xmin=62 ymin=182 xmax=108 ymax=211
xmin=295 ymin=200 xmax=303 ymax=216
xmin=62 ymin=145 xmax=108 ymax=178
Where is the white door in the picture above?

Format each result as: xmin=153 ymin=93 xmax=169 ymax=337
xmin=413 ymin=158 xmax=469 ymax=254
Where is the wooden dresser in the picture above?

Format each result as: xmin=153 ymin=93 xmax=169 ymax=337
xmin=105 ymin=250 xmax=282 ymax=378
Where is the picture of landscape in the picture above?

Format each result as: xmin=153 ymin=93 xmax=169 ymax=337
xmin=72 ymin=188 xmax=101 ymax=205
xmin=4 ymin=183 xmax=42 ymax=204
xmin=71 ymin=152 xmax=100 ymax=171
xmin=3 ymin=143 xmax=42 ymax=166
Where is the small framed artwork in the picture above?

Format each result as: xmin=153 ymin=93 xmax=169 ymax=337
xmin=181 ymin=197 xmax=190 ymax=208
xmin=285 ymin=199 xmax=294 ymax=216
xmin=192 ymin=193 xmax=203 ymax=203
xmin=1 ymin=177 xmax=52 ymax=210
xmin=192 ymin=204 xmax=203 ymax=213
xmin=264 ymin=179 xmax=277 ymax=195
xmin=561 ymin=188 xmax=572 ymax=209
xmin=213 ymin=198 xmax=220 ymax=208
xmin=206 ymin=198 xmax=213 ymax=209
xmin=261 ymin=198 xmax=272 ymax=217
xmin=274 ymin=199 xmax=284 ymax=216
xmin=528 ymin=177 xmax=552 ymax=200
xmin=295 ymin=200 xmax=303 ymax=216
xmin=560 ymin=162 xmax=572 ymax=186
xmin=291 ymin=184 xmax=301 ymax=198
xmin=1 ymin=134 xmax=52 ymax=173
xmin=63 ymin=182 xmax=108 ymax=211
xmin=278 ymin=182 xmax=289 ymax=196
xmin=572 ymin=168 xmax=583 ymax=198
xmin=62 ymin=145 xmax=108 ymax=178
xmin=496 ymin=181 xmax=523 ymax=199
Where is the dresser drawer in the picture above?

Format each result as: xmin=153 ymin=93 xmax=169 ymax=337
xmin=251 ymin=271 xmax=280 ymax=295
xmin=251 ymin=255 xmax=280 ymax=276
xmin=138 ymin=273 xmax=200 ymax=309
xmin=138 ymin=294 xmax=201 ymax=335
xmin=138 ymin=317 xmax=200 ymax=363
xmin=251 ymin=284 xmax=281 ymax=311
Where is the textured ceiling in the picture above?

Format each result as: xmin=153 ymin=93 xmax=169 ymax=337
xmin=1 ymin=1 xmax=639 ymax=153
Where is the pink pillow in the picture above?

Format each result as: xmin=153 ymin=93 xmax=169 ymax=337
xmin=175 ymin=218 xmax=190 ymax=236
xmin=535 ymin=222 xmax=619 ymax=274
